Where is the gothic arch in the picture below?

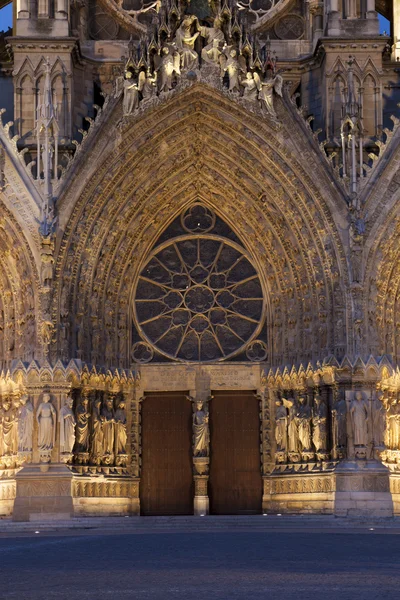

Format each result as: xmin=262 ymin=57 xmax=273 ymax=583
xmin=52 ymin=84 xmax=349 ymax=368
xmin=0 ymin=201 xmax=41 ymax=368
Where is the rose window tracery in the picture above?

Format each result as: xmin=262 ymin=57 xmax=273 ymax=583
xmin=133 ymin=203 xmax=265 ymax=362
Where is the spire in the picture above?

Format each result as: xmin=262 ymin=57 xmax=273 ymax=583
xmin=340 ymin=57 xmax=363 ymax=199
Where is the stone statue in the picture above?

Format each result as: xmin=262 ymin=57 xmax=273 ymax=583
xmin=0 ymin=397 xmax=14 ymax=455
xmin=75 ymin=394 xmax=91 ymax=453
xmin=11 ymin=397 xmax=20 ymax=454
xmin=174 ymin=14 xmax=200 ymax=71
xmin=141 ymin=69 xmax=157 ymax=101
xmin=17 ymin=394 xmax=34 ymax=453
xmin=90 ymin=397 xmax=103 ymax=464
xmin=156 ymin=45 xmax=181 ymax=92
xmin=200 ymin=16 xmax=225 ymax=66
xmin=202 ymin=39 xmax=222 ymax=67
xmin=59 ymin=397 xmax=76 ymax=454
xmin=36 ymin=393 xmax=56 ymax=452
xmin=372 ymin=391 xmax=386 ymax=448
xmin=101 ymin=396 xmax=115 ymax=457
xmin=123 ymin=71 xmax=140 ymax=115
xmin=312 ymin=392 xmax=327 ymax=452
xmin=296 ymin=396 xmax=312 ymax=452
xmin=192 ymin=399 xmax=209 ymax=457
xmin=241 ymin=72 xmax=259 ymax=101
xmin=256 ymin=71 xmax=283 ymax=119
xmin=332 ymin=392 xmax=347 ymax=451
xmin=349 ymin=390 xmax=369 ymax=447
xmin=274 ymin=398 xmax=287 ymax=453
xmin=286 ymin=397 xmax=299 ymax=454
xmin=220 ymin=47 xmax=246 ymax=92
xmin=386 ymin=396 xmax=398 ymax=449
xmin=114 ymin=398 xmax=127 ymax=455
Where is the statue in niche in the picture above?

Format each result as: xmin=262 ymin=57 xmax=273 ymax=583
xmin=371 ymin=391 xmax=386 ymax=448
xmin=156 ymin=45 xmax=181 ymax=92
xmin=386 ymin=395 xmax=399 ymax=449
xmin=91 ymin=396 xmax=104 ymax=465
xmin=114 ymin=398 xmax=127 ymax=455
xmin=296 ymin=396 xmax=312 ymax=452
xmin=286 ymin=397 xmax=299 ymax=453
xmin=75 ymin=394 xmax=91 ymax=453
xmin=0 ymin=397 xmax=14 ymax=455
xmin=274 ymin=398 xmax=287 ymax=453
xmin=200 ymin=16 xmax=225 ymax=66
xmin=17 ymin=394 xmax=34 ymax=453
xmin=312 ymin=392 xmax=327 ymax=452
xmin=101 ymin=396 xmax=115 ymax=458
xmin=123 ymin=70 xmax=140 ymax=115
xmin=11 ymin=396 xmax=20 ymax=454
xmin=36 ymin=394 xmax=56 ymax=452
xmin=174 ymin=14 xmax=200 ymax=71
xmin=141 ymin=69 xmax=157 ymax=101
xmin=258 ymin=70 xmax=283 ymax=119
xmin=332 ymin=391 xmax=347 ymax=452
xmin=59 ymin=397 xmax=76 ymax=454
xmin=349 ymin=390 xmax=369 ymax=447
xmin=192 ymin=399 xmax=209 ymax=457
xmin=241 ymin=72 xmax=259 ymax=101
xmin=220 ymin=46 xmax=246 ymax=92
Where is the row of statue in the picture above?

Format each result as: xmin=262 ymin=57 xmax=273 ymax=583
xmin=275 ymin=389 xmax=387 ymax=463
xmin=0 ymin=392 xmax=128 ymax=468
xmin=118 ymin=14 xmax=283 ymax=119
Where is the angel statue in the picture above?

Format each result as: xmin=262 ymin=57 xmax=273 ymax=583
xmin=241 ymin=72 xmax=259 ymax=101
xmin=174 ymin=14 xmax=200 ymax=71
xmin=256 ymin=70 xmax=283 ymax=119
xmin=220 ymin=46 xmax=246 ymax=93
xmin=123 ymin=70 xmax=140 ymax=115
xmin=155 ymin=45 xmax=181 ymax=92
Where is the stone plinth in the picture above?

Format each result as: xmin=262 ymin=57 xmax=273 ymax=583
xmin=262 ymin=474 xmax=335 ymax=515
xmin=334 ymin=460 xmax=393 ymax=518
xmin=13 ymin=464 xmax=74 ymax=522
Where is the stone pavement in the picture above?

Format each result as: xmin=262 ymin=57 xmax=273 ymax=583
xmin=0 ymin=517 xmax=399 ymax=599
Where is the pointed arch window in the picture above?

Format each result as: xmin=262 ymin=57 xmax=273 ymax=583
xmin=132 ymin=203 xmax=266 ymax=363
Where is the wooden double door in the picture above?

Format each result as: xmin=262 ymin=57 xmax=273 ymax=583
xmin=209 ymin=390 xmax=262 ymax=515
xmin=140 ymin=389 xmax=262 ymax=515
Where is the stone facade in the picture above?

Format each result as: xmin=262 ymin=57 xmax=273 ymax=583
xmin=0 ymin=0 xmax=400 ymax=519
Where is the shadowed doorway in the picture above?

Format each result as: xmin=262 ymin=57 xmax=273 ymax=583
xmin=209 ymin=390 xmax=262 ymax=515
xmin=140 ymin=392 xmax=193 ymax=515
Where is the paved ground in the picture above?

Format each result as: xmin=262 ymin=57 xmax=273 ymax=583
xmin=0 ymin=521 xmax=399 ymax=599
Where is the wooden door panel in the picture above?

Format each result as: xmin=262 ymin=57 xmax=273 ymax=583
xmin=209 ymin=390 xmax=262 ymax=515
xmin=140 ymin=392 xmax=193 ymax=516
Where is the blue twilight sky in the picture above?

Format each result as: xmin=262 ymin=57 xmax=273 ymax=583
xmin=0 ymin=4 xmax=393 ymax=37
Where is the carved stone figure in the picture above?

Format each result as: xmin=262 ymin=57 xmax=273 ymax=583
xmin=349 ymin=390 xmax=369 ymax=447
xmin=101 ymin=396 xmax=115 ymax=458
xmin=91 ymin=397 xmax=103 ymax=464
xmin=174 ymin=14 xmax=200 ymax=71
xmin=114 ymin=398 xmax=127 ymax=455
xmin=296 ymin=396 xmax=312 ymax=452
xmin=257 ymin=71 xmax=283 ymax=118
xmin=200 ymin=16 xmax=225 ymax=66
xmin=156 ymin=46 xmax=180 ymax=92
xmin=123 ymin=71 xmax=140 ymax=115
xmin=192 ymin=399 xmax=209 ymax=457
xmin=17 ymin=394 xmax=34 ymax=453
xmin=0 ymin=397 xmax=14 ymax=455
xmin=332 ymin=393 xmax=347 ymax=452
xmin=372 ymin=391 xmax=386 ymax=448
xmin=36 ymin=394 xmax=56 ymax=452
xmin=220 ymin=47 xmax=245 ymax=92
xmin=141 ymin=69 xmax=157 ymax=101
xmin=286 ymin=398 xmax=299 ymax=454
xmin=202 ymin=39 xmax=222 ymax=67
xmin=75 ymin=394 xmax=91 ymax=452
xmin=59 ymin=397 xmax=76 ymax=454
xmin=312 ymin=392 xmax=327 ymax=452
xmin=275 ymin=398 xmax=287 ymax=453
xmin=241 ymin=72 xmax=259 ymax=101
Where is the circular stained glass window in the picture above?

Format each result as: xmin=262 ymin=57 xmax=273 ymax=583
xmin=133 ymin=205 xmax=265 ymax=362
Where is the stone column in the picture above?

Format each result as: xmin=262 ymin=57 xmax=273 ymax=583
xmin=192 ymin=369 xmax=211 ymax=516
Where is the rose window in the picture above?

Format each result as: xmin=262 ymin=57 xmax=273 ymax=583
xmin=133 ymin=204 xmax=265 ymax=362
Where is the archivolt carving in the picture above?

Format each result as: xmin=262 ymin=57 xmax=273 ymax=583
xmin=52 ymin=85 xmax=348 ymax=369
xmin=0 ymin=203 xmax=41 ymax=367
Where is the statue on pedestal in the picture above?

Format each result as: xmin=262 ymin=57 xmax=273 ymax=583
xmin=332 ymin=391 xmax=347 ymax=456
xmin=115 ymin=398 xmax=127 ymax=456
xmin=17 ymin=394 xmax=34 ymax=453
xmin=75 ymin=394 xmax=91 ymax=453
xmin=296 ymin=396 xmax=312 ymax=453
xmin=372 ymin=391 xmax=386 ymax=449
xmin=192 ymin=399 xmax=209 ymax=458
xmin=349 ymin=390 xmax=369 ymax=448
xmin=36 ymin=393 xmax=56 ymax=452
xmin=91 ymin=397 xmax=103 ymax=465
xmin=59 ymin=397 xmax=76 ymax=455
xmin=0 ymin=397 xmax=14 ymax=456
xmin=101 ymin=396 xmax=115 ymax=462
xmin=274 ymin=398 xmax=287 ymax=455
xmin=312 ymin=392 xmax=328 ymax=453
